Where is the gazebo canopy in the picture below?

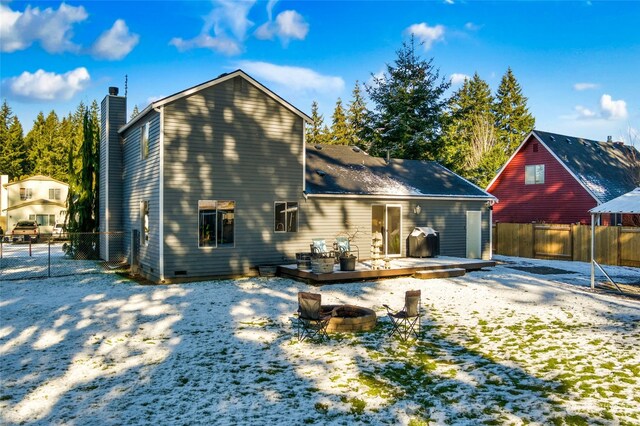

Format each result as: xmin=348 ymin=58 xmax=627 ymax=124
xmin=590 ymin=188 xmax=640 ymax=214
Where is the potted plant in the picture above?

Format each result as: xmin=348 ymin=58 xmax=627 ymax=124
xmin=336 ymin=226 xmax=359 ymax=271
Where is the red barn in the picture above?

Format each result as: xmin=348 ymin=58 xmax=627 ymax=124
xmin=487 ymin=130 xmax=639 ymax=225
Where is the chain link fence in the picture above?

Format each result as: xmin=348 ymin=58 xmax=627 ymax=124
xmin=0 ymin=232 xmax=127 ymax=281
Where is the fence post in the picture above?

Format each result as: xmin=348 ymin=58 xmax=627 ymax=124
xmin=48 ymin=239 xmax=51 ymax=278
xmin=29 ymin=239 xmax=32 ymax=257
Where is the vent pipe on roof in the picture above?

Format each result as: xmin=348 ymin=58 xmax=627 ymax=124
xmin=108 ymin=87 xmax=119 ymax=96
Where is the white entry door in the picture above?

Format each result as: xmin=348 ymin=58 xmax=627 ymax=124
xmin=466 ymin=211 xmax=482 ymax=259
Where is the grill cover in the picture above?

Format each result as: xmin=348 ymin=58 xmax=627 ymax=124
xmin=408 ymin=227 xmax=439 ymax=258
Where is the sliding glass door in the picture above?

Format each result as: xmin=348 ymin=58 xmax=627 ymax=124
xmin=372 ymin=205 xmax=402 ymax=257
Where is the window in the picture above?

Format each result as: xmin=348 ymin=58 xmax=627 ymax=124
xmin=20 ymin=188 xmax=32 ymax=200
xmin=35 ymin=214 xmax=56 ymax=226
xmin=140 ymin=201 xmax=149 ymax=246
xmin=198 ymin=200 xmax=235 ymax=248
xmin=525 ymin=164 xmax=545 ymax=184
xmin=274 ymin=202 xmax=298 ymax=232
xmin=49 ymin=188 xmax=61 ymax=200
xmin=141 ymin=122 xmax=149 ymax=159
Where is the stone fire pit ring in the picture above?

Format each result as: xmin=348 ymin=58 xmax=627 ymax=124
xmin=322 ymin=304 xmax=377 ymax=333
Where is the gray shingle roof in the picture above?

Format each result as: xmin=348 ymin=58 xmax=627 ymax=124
xmin=305 ymin=144 xmax=494 ymax=199
xmin=532 ymin=130 xmax=640 ymax=203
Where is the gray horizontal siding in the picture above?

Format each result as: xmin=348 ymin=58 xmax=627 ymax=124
xmin=162 ymin=76 xmax=305 ymax=278
xmin=100 ymin=95 xmax=126 ymax=261
xmin=284 ymin=197 xmax=491 ymax=260
xmin=121 ymin=111 xmax=161 ymax=281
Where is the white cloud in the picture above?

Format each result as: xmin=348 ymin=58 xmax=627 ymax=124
xmin=238 ymin=61 xmax=344 ymax=93
xmin=92 ymin=19 xmax=139 ymax=60
xmin=2 ymin=68 xmax=90 ymax=101
xmin=450 ymin=73 xmax=470 ymax=85
xmin=255 ymin=10 xmax=309 ymax=45
xmin=0 ymin=3 xmax=87 ymax=53
xmin=600 ymin=94 xmax=628 ymax=120
xmin=404 ymin=22 xmax=445 ymax=50
xmin=573 ymin=82 xmax=599 ymax=91
xmin=575 ymin=105 xmax=597 ymax=119
xmin=170 ymin=0 xmax=255 ymax=55
xmin=464 ymin=22 xmax=481 ymax=31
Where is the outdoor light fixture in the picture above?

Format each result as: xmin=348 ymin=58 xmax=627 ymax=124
xmin=413 ymin=205 xmax=422 ymax=214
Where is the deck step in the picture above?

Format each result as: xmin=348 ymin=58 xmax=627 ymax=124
xmin=413 ymin=268 xmax=466 ymax=279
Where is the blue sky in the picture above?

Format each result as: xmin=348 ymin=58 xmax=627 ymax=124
xmin=1 ymin=0 xmax=638 ymax=143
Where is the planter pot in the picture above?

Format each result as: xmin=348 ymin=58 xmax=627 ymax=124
xmin=339 ymin=255 xmax=357 ymax=271
xmin=311 ymin=257 xmax=335 ymax=274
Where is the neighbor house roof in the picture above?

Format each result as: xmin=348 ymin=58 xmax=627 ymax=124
xmin=2 ymin=175 xmax=69 ymax=188
xmin=487 ymin=130 xmax=640 ymax=204
xmin=590 ymin=188 xmax=640 ymax=214
xmin=120 ymin=69 xmax=312 ymax=133
xmin=305 ymin=144 xmax=495 ymax=200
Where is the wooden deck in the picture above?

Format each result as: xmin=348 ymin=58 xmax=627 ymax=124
xmin=278 ymin=256 xmax=495 ymax=284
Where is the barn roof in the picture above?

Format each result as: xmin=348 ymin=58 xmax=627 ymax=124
xmin=530 ymin=130 xmax=639 ymax=203
xmin=305 ymin=144 xmax=495 ymax=200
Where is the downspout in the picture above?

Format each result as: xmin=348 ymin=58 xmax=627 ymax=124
xmin=155 ymin=105 xmax=165 ymax=282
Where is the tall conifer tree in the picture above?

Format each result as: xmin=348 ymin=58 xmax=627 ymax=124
xmin=306 ymin=101 xmax=329 ymax=145
xmin=366 ymin=37 xmax=450 ymax=160
xmin=493 ymin=68 xmax=535 ymax=157
xmin=345 ymin=81 xmax=369 ymax=149
xmin=329 ymin=98 xmax=349 ymax=145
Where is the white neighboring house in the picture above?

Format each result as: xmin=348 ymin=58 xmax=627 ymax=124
xmin=2 ymin=175 xmax=69 ymax=234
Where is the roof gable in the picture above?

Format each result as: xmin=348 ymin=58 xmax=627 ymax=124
xmin=120 ymin=69 xmax=311 ymax=133
xmin=487 ymin=130 xmax=640 ymax=203
xmin=3 ymin=175 xmax=69 ymax=188
xmin=305 ymin=144 xmax=494 ymax=199
xmin=532 ymin=130 xmax=639 ymax=203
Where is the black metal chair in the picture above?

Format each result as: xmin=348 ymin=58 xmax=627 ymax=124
xmin=383 ymin=290 xmax=421 ymax=340
xmin=296 ymin=292 xmax=333 ymax=341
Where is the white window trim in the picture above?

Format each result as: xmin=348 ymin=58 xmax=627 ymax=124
xmin=274 ymin=201 xmax=299 ymax=233
xmin=525 ymin=164 xmax=545 ymax=185
xmin=141 ymin=122 xmax=150 ymax=159
xmin=198 ymin=200 xmax=236 ymax=249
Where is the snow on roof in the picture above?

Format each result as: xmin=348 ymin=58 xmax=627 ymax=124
xmin=590 ymin=187 xmax=640 ymax=214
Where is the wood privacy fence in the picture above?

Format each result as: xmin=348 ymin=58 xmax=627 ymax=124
xmin=492 ymin=223 xmax=640 ymax=267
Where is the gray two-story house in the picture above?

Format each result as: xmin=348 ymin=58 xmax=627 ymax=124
xmin=100 ymin=69 xmax=495 ymax=283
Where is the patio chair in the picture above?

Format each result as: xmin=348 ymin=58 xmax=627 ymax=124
xmin=296 ymin=292 xmax=334 ymax=341
xmin=383 ymin=290 xmax=421 ymax=340
xmin=333 ymin=236 xmax=359 ymax=261
xmin=310 ymin=239 xmax=334 ymax=259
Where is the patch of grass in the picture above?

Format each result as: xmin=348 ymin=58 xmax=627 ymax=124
xmin=340 ymin=396 xmax=366 ymax=415
xmin=314 ymin=402 xmax=329 ymax=414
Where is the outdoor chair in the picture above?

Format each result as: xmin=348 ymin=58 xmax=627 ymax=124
xmin=296 ymin=292 xmax=334 ymax=341
xmin=310 ymin=239 xmax=334 ymax=259
xmin=383 ymin=290 xmax=421 ymax=340
xmin=333 ymin=236 xmax=359 ymax=261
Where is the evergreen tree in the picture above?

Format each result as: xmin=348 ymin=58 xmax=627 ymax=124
xmin=441 ymin=72 xmax=496 ymax=181
xmin=26 ymin=111 xmax=68 ymax=181
xmin=345 ymin=81 xmax=369 ymax=149
xmin=493 ymin=68 xmax=535 ymax=158
xmin=365 ymin=37 xmax=450 ymax=160
xmin=66 ymin=110 xmax=100 ymax=258
xmin=130 ymin=104 xmax=140 ymax=120
xmin=306 ymin=101 xmax=329 ymax=145
xmin=329 ymin=98 xmax=349 ymax=145
xmin=0 ymin=113 xmax=28 ymax=179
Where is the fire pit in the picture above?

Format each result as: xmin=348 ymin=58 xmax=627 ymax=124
xmin=322 ymin=304 xmax=377 ymax=333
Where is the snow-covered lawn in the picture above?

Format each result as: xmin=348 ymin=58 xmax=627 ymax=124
xmin=1 ymin=256 xmax=638 ymax=425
